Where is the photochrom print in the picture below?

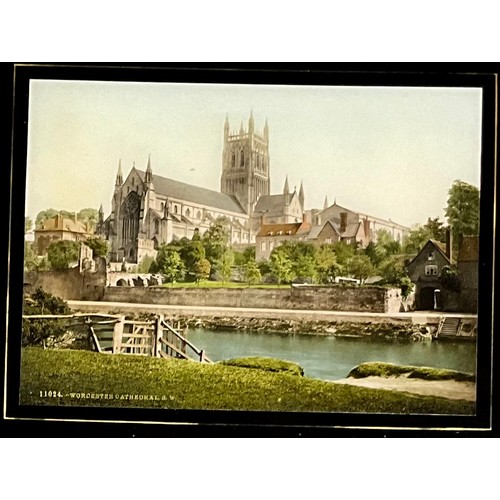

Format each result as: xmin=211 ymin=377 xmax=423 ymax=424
xmin=6 ymin=66 xmax=497 ymax=431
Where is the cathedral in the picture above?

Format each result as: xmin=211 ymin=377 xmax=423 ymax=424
xmin=99 ymin=112 xmax=298 ymax=264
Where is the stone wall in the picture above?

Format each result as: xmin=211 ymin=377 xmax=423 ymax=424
xmin=24 ymin=258 xmax=107 ymax=301
xmin=103 ymin=285 xmax=402 ymax=313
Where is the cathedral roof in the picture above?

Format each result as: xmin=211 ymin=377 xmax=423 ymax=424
xmin=254 ymin=193 xmax=296 ymax=213
xmin=136 ymin=170 xmax=246 ymax=215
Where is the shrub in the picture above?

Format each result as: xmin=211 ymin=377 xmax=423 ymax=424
xmin=220 ymin=356 xmax=304 ymax=377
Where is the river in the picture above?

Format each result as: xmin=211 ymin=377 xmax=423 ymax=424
xmin=187 ymin=328 xmax=477 ymax=380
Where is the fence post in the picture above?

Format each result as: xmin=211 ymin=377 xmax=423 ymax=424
xmin=113 ymin=316 xmax=125 ymax=354
xmin=154 ymin=314 xmax=164 ymax=357
xmin=200 ymin=349 xmax=205 ymax=363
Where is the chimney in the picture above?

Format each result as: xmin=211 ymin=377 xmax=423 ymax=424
xmin=445 ymin=227 xmax=453 ymax=262
xmin=303 ymin=211 xmax=312 ymax=224
xmin=340 ymin=212 xmax=347 ymax=233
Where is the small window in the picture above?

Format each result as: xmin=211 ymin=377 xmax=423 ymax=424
xmin=197 ymin=210 xmax=201 ymax=219
xmin=160 ymin=203 xmax=164 ymax=212
xmin=260 ymin=242 xmax=266 ymax=251
xmin=269 ymin=241 xmax=274 ymax=250
xmin=186 ymin=208 xmax=191 ymax=217
xmin=425 ymin=265 xmax=438 ymax=276
xmin=174 ymin=205 xmax=178 ymax=214
xmin=325 ymin=238 xmax=332 ymax=244
xmin=428 ymin=252 xmax=435 ymax=261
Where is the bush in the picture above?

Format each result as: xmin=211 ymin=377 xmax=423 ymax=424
xmin=220 ymin=356 xmax=304 ymax=377
xmin=22 ymin=288 xmax=86 ymax=348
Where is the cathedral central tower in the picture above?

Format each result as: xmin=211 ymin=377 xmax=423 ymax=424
xmin=220 ymin=111 xmax=270 ymax=215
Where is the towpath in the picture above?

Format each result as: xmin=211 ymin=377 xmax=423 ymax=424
xmin=67 ymin=300 xmax=477 ymax=325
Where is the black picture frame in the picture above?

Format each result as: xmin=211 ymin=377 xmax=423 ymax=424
xmin=2 ymin=63 xmax=498 ymax=437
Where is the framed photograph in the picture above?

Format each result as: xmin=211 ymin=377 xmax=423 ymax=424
xmin=3 ymin=65 xmax=498 ymax=436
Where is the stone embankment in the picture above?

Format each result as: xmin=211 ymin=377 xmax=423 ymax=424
xmin=121 ymin=313 xmax=434 ymax=340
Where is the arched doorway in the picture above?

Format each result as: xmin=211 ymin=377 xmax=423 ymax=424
xmin=419 ymin=287 xmax=436 ymax=310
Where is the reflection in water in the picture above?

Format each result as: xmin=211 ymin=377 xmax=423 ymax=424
xmin=188 ymin=328 xmax=477 ymax=380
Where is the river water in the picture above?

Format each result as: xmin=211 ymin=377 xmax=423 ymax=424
xmin=187 ymin=328 xmax=477 ymax=380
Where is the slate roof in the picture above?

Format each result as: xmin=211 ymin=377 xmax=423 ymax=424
xmin=254 ymin=194 xmax=288 ymax=213
xmin=257 ymin=222 xmax=311 ymax=237
xmin=136 ymin=169 xmax=246 ymax=214
xmin=307 ymin=220 xmax=340 ymax=240
xmin=342 ymin=221 xmax=362 ymax=238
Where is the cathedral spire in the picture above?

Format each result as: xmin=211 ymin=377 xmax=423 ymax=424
xmin=323 ymin=195 xmax=329 ymax=210
xmin=264 ymin=118 xmax=269 ymax=141
xmin=115 ymin=158 xmax=123 ymax=186
xmin=145 ymin=154 xmax=153 ymax=184
xmin=224 ymin=114 xmax=229 ymax=140
xmin=98 ymin=204 xmax=104 ymax=223
xmin=248 ymin=110 xmax=254 ymax=134
xmin=283 ymin=175 xmax=290 ymax=195
xmin=239 ymin=121 xmax=244 ymax=135
xmin=299 ymin=181 xmax=305 ymax=209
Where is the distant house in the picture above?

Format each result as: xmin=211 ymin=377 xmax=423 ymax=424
xmin=256 ymin=221 xmax=311 ymax=260
xmin=306 ymin=218 xmax=367 ymax=247
xmin=406 ymin=239 xmax=452 ymax=310
xmin=310 ymin=200 xmax=409 ymax=246
xmin=457 ymin=236 xmax=479 ymax=313
xmin=34 ymin=214 xmax=94 ymax=256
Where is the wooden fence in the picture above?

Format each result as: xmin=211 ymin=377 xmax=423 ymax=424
xmin=23 ymin=313 xmax=211 ymax=363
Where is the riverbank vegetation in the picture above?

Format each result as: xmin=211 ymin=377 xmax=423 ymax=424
xmin=20 ymin=348 xmax=475 ymax=414
xmin=348 ymin=362 xmax=475 ymax=382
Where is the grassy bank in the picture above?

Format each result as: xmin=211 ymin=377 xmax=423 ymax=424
xmin=348 ymin=362 xmax=475 ymax=382
xmin=19 ymin=348 xmax=475 ymax=414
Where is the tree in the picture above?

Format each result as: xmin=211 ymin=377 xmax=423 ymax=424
xmin=84 ymin=236 xmax=109 ymax=258
xmin=346 ymin=254 xmax=375 ymax=283
xmin=423 ymin=217 xmax=446 ymax=241
xmin=270 ymin=247 xmax=293 ymax=286
xmin=218 ymin=249 xmax=234 ymax=284
xmin=195 ymin=258 xmax=211 ymax=284
xmin=315 ymin=245 xmax=342 ymax=283
xmin=179 ymin=239 xmax=205 ymax=280
xmin=78 ymin=208 xmax=99 ymax=226
xmin=330 ymin=241 xmax=357 ymax=267
xmin=46 ymin=241 xmax=80 ymax=270
xmin=24 ymin=241 xmax=49 ymax=271
xmin=402 ymin=224 xmax=432 ymax=255
xmin=244 ymin=259 xmax=262 ymax=286
xmin=137 ymin=255 xmax=155 ymax=273
xmin=202 ymin=217 xmax=230 ymax=269
xmin=35 ymin=208 xmax=58 ymax=227
xmin=157 ymin=249 xmax=185 ymax=285
xmin=445 ymin=180 xmax=479 ymax=248
xmin=25 ymin=217 xmax=33 ymax=233
xmin=22 ymin=288 xmax=72 ymax=347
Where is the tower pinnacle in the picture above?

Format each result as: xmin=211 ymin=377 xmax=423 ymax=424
xmin=115 ymin=158 xmax=123 ymax=186
xmin=145 ymin=154 xmax=153 ymax=184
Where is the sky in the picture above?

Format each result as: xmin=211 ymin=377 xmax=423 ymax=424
xmin=25 ymin=80 xmax=482 ymax=227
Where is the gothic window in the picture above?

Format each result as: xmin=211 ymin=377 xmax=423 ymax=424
xmin=240 ymin=150 xmax=244 ymax=167
xmin=174 ymin=205 xmax=178 ymax=214
xmin=132 ymin=177 xmax=135 ymax=186
xmin=197 ymin=210 xmax=201 ymax=219
xmin=186 ymin=208 xmax=191 ymax=217
xmin=231 ymin=152 xmax=236 ymax=168
xmin=160 ymin=202 xmax=164 ymax=212
xmin=154 ymin=219 xmax=159 ymax=234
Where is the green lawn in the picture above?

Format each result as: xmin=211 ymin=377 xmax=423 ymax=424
xmin=161 ymin=281 xmax=289 ymax=289
xmin=19 ymin=348 xmax=475 ymax=414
